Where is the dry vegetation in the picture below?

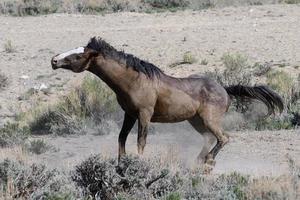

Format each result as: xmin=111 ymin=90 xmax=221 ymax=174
xmin=205 ymin=53 xmax=300 ymax=130
xmin=0 ymin=1 xmax=299 ymax=199
xmin=22 ymin=75 xmax=119 ymax=136
xmin=0 ymin=154 xmax=299 ymax=199
xmin=0 ymin=72 xmax=8 ymax=91
xmin=0 ymin=53 xmax=298 ymax=198
xmin=0 ymin=49 xmax=299 ymax=198
xmin=0 ymin=0 xmax=296 ymax=16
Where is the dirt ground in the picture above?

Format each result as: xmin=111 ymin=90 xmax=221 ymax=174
xmin=0 ymin=4 xmax=299 ymax=176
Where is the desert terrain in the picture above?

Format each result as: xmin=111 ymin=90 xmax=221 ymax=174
xmin=0 ymin=3 xmax=300 ymax=199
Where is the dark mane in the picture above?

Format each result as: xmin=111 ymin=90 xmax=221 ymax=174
xmin=86 ymin=37 xmax=164 ymax=78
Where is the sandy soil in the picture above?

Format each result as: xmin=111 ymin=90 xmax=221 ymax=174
xmin=1 ymin=127 xmax=299 ymax=176
xmin=0 ymin=4 xmax=299 ymax=176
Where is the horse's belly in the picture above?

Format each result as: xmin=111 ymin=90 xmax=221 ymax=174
xmin=152 ymin=93 xmax=199 ymax=123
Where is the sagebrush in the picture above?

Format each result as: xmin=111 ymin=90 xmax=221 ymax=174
xmin=206 ymin=53 xmax=300 ymax=130
xmin=25 ymin=75 xmax=119 ymax=136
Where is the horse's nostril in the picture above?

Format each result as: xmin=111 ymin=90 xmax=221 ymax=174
xmin=52 ymin=58 xmax=58 ymax=65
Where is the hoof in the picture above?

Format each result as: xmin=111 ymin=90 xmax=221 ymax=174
xmin=138 ymin=149 xmax=144 ymax=155
xmin=206 ymin=158 xmax=216 ymax=166
xmin=203 ymin=164 xmax=214 ymax=174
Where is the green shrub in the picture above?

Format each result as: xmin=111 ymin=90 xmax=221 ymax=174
xmin=142 ymin=0 xmax=189 ymax=9
xmin=59 ymin=75 xmax=117 ymax=121
xmin=0 ymin=72 xmax=8 ymax=90
xmin=1 ymin=156 xmax=299 ymax=200
xmin=0 ymin=0 xmax=61 ymax=16
xmin=0 ymin=159 xmax=78 ymax=199
xmin=0 ymin=122 xmax=29 ymax=147
xmin=27 ymin=75 xmax=118 ymax=135
xmin=72 ymin=155 xmax=179 ymax=199
xmin=206 ymin=53 xmax=252 ymax=86
xmin=165 ymin=192 xmax=181 ymax=200
xmin=182 ymin=51 xmax=197 ymax=64
xmin=169 ymin=51 xmax=197 ymax=68
xmin=29 ymin=108 xmax=82 ymax=135
xmin=267 ymin=70 xmax=299 ymax=110
xmin=284 ymin=0 xmax=300 ymax=4
xmin=3 ymin=39 xmax=16 ymax=53
xmin=26 ymin=139 xmax=50 ymax=154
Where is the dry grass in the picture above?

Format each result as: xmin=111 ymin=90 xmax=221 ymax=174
xmin=284 ymin=0 xmax=300 ymax=4
xmin=267 ymin=70 xmax=300 ymax=111
xmin=0 ymin=0 xmax=287 ymax=16
xmin=3 ymin=40 xmax=16 ymax=53
xmin=25 ymin=139 xmax=50 ymax=155
xmin=169 ymin=51 xmax=197 ymax=68
xmin=204 ymin=52 xmax=300 ymax=130
xmin=205 ymin=53 xmax=253 ymax=87
xmin=0 ymin=123 xmax=29 ymax=148
xmin=0 ymin=159 xmax=78 ymax=199
xmin=1 ymin=154 xmax=299 ymax=199
xmin=18 ymin=75 xmax=119 ymax=136
xmin=0 ymin=71 xmax=8 ymax=90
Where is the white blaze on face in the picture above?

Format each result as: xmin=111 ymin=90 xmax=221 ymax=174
xmin=54 ymin=47 xmax=84 ymax=61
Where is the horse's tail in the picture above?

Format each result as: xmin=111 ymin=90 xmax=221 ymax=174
xmin=224 ymin=85 xmax=284 ymax=114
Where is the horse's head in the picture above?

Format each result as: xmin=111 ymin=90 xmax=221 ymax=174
xmin=51 ymin=47 xmax=98 ymax=73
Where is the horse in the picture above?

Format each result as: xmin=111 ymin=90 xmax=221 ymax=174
xmin=51 ymin=37 xmax=283 ymax=171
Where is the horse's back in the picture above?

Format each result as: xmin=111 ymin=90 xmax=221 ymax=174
xmin=151 ymin=75 xmax=229 ymax=123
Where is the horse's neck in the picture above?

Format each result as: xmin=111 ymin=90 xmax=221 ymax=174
xmin=88 ymin=58 xmax=134 ymax=95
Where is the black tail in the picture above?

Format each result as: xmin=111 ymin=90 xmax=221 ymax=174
xmin=225 ymin=85 xmax=284 ymax=114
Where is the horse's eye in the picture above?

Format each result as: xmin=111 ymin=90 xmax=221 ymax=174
xmin=76 ymin=55 xmax=81 ymax=60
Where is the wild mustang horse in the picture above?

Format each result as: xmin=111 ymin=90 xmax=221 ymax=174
xmin=51 ymin=37 xmax=283 ymax=172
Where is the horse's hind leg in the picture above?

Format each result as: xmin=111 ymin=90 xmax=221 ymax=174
xmin=201 ymin=107 xmax=229 ymax=166
xmin=198 ymin=132 xmax=216 ymax=164
xmin=188 ymin=116 xmax=216 ymax=164
xmin=137 ymin=109 xmax=153 ymax=155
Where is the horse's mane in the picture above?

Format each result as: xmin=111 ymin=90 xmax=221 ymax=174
xmin=86 ymin=37 xmax=164 ymax=78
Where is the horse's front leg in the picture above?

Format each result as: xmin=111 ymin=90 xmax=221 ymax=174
xmin=118 ymin=113 xmax=136 ymax=161
xmin=137 ymin=109 xmax=153 ymax=155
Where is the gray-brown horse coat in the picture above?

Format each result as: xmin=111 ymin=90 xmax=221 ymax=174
xmin=51 ymin=37 xmax=283 ymax=172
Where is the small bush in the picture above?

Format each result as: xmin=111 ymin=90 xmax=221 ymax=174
xmin=26 ymin=139 xmax=49 ymax=154
xmin=182 ymin=51 xmax=197 ymax=64
xmin=72 ymin=155 xmax=180 ymax=199
xmin=255 ymin=70 xmax=300 ymax=130
xmin=0 ymin=122 xmax=29 ymax=147
xmin=27 ymin=75 xmax=119 ymax=136
xmin=3 ymin=39 xmax=16 ymax=53
xmin=0 ymin=72 xmax=8 ymax=90
xmin=284 ymin=0 xmax=300 ymax=4
xmin=267 ymin=70 xmax=299 ymax=110
xmin=59 ymin=75 xmax=118 ymax=121
xmin=253 ymin=62 xmax=271 ymax=76
xmin=143 ymin=0 xmax=189 ymax=9
xmin=0 ymin=0 xmax=61 ymax=16
xmin=169 ymin=51 xmax=197 ymax=67
xmin=206 ymin=53 xmax=252 ymax=87
xmin=0 ymin=159 xmax=78 ymax=199
xmin=29 ymin=109 xmax=82 ymax=135
xmin=165 ymin=192 xmax=181 ymax=200
xmin=75 ymin=155 xmax=297 ymax=200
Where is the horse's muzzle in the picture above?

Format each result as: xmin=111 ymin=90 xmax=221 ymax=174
xmin=51 ymin=57 xmax=59 ymax=70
